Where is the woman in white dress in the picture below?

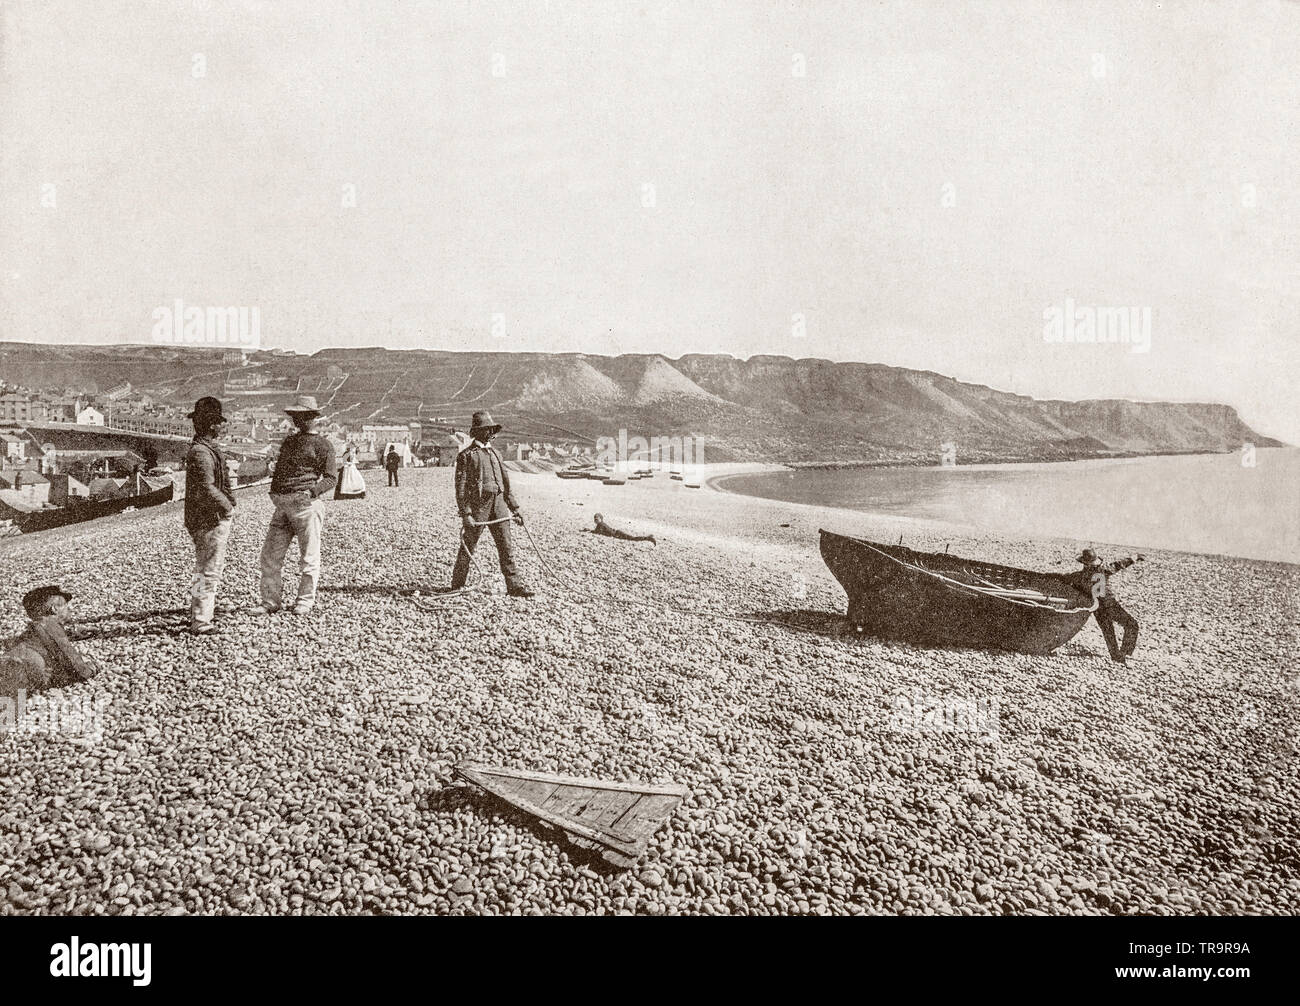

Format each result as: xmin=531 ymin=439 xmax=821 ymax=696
xmin=334 ymin=444 xmax=366 ymax=500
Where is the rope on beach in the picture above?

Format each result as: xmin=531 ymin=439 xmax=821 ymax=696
xmin=407 ymin=516 xmax=511 ymax=609
xmin=406 ymin=517 xmax=829 ymax=634
xmin=518 ymin=521 xmax=822 ymax=630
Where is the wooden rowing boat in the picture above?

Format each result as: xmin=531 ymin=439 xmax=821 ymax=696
xmin=819 ymin=529 xmax=1094 ymax=654
xmin=455 ymin=762 xmax=687 ymax=869
xmin=15 ymin=481 xmax=175 ymax=535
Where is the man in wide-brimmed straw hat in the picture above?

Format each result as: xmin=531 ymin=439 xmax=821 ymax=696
xmin=183 ymin=396 xmax=236 ymax=635
xmin=253 ymin=396 xmax=336 ymax=616
xmin=451 ymin=411 xmax=534 ymax=597
xmin=1068 ymin=547 xmax=1144 ymax=664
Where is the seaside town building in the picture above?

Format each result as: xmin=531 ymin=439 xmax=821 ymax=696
xmin=44 ymin=398 xmax=83 ymax=422
xmin=224 ymin=370 xmax=269 ymax=390
xmin=87 ymin=476 xmax=128 ymax=500
xmin=106 ymin=411 xmax=191 ymax=438
xmin=1 ymin=432 xmax=27 ymax=462
xmin=0 ymin=468 xmax=50 ymax=505
xmin=48 ymin=473 xmax=90 ymax=505
xmin=0 ymin=393 xmax=50 ymax=423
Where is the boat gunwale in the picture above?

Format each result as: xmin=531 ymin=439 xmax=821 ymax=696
xmin=819 ymin=528 xmax=1096 ymax=614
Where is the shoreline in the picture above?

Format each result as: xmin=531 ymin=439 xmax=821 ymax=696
xmin=777 ymin=447 xmax=1252 ymax=473
xmin=703 ymin=451 xmax=1300 ymax=568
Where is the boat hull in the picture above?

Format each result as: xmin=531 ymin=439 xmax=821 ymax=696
xmin=15 ymin=482 xmax=175 ymax=535
xmin=819 ymin=529 xmax=1092 ymax=655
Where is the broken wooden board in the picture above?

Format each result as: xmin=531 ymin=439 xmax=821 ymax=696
xmin=455 ymin=762 xmax=688 ymax=869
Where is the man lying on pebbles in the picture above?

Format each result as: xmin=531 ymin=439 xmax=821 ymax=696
xmin=588 ymin=512 xmax=657 ymax=546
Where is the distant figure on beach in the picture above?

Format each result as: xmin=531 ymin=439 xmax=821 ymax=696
xmin=254 ymin=396 xmax=336 ymax=616
xmin=385 ymin=447 xmax=401 ymax=487
xmin=0 ymin=586 xmax=102 ymax=697
xmin=1067 ymin=548 xmax=1144 ymax=663
xmin=335 ymin=443 xmax=366 ymax=500
xmin=588 ymin=513 xmax=656 ymax=546
xmin=183 ymin=396 xmax=236 ymax=635
xmin=451 ymin=411 xmax=534 ymax=597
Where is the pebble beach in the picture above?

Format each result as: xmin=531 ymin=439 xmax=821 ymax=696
xmin=1 ymin=465 xmax=1297 ymax=915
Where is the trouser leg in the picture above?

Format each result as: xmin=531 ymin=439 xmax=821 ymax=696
xmin=451 ymin=523 xmax=484 ymax=588
xmin=260 ymin=500 xmax=294 ymax=608
xmin=1110 ymin=600 xmax=1139 ymax=657
xmin=1094 ymin=608 xmax=1122 ymax=661
xmin=488 ymin=521 xmax=522 ymax=589
xmin=189 ymin=520 xmax=230 ymax=627
xmin=294 ymin=499 xmax=323 ymax=607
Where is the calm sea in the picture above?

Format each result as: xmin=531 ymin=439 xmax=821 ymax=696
xmin=714 ymin=449 xmax=1300 ymax=564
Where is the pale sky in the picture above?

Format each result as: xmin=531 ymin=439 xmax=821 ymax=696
xmin=2 ymin=0 xmax=1297 ymax=441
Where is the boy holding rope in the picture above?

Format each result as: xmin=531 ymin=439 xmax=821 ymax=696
xmin=450 ymin=411 xmax=535 ymax=598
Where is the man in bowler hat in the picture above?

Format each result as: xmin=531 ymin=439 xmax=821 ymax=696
xmin=183 ymin=396 xmax=236 ymax=635
xmin=0 ymin=586 xmax=102 ymax=697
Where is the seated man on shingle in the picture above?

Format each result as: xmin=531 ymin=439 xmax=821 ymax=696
xmin=0 ymin=585 xmax=102 ymax=698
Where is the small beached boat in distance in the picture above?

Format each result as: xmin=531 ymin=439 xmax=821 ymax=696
xmin=14 ymin=481 xmax=175 ymax=535
xmin=602 ymin=476 xmax=627 ymax=486
xmin=456 ymin=762 xmax=687 ymax=869
xmin=556 ymin=469 xmax=588 ymax=479
xmin=819 ymin=530 xmax=1095 ymax=654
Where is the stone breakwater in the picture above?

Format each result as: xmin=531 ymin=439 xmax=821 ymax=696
xmin=0 ymin=467 xmax=1296 ymax=915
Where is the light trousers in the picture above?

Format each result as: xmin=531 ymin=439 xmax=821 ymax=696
xmin=260 ymin=492 xmax=324 ymax=609
xmin=189 ymin=517 xmax=233 ymax=627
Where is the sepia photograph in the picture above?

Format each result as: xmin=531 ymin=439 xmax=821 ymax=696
xmin=0 ymin=0 xmax=1295 ymax=980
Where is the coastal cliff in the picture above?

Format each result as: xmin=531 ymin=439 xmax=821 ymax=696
xmin=0 ymin=342 xmax=1282 ymax=464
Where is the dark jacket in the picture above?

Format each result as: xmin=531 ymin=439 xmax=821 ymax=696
xmin=0 ymin=617 xmax=100 ymax=697
xmin=184 ymin=436 xmax=236 ymax=532
xmin=385 ymin=450 xmax=401 ymax=471
xmin=1065 ymin=557 xmax=1137 ymax=601
xmin=455 ymin=442 xmax=519 ymax=521
xmin=269 ymin=433 xmax=337 ymax=498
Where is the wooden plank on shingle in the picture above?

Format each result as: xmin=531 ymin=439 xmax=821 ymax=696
xmin=482 ymin=774 xmax=560 ymax=807
xmin=454 ymin=762 xmax=687 ymax=869
xmin=541 ymin=786 xmax=600 ymax=818
xmin=611 ymin=793 xmax=683 ymax=841
xmin=581 ymin=791 xmax=642 ymax=832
